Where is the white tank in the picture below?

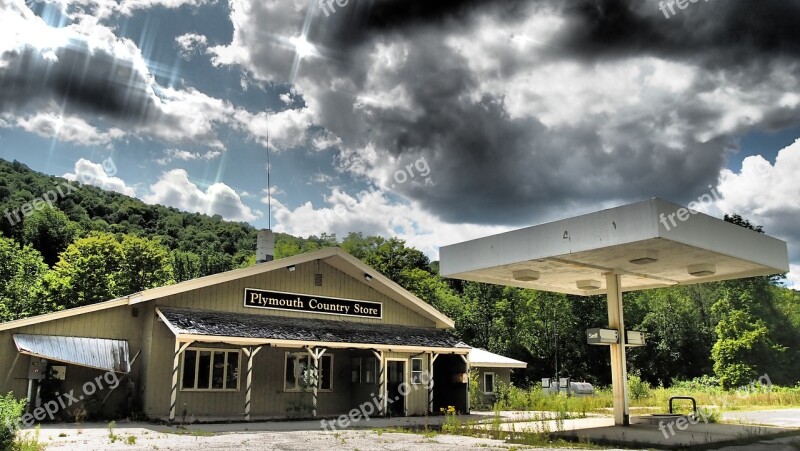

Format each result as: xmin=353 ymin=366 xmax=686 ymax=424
xmin=256 ymin=229 xmax=275 ymax=263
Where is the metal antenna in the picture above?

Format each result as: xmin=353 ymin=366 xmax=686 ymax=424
xmin=267 ymin=112 xmax=271 ymax=229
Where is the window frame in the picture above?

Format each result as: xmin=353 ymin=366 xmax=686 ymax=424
xmin=410 ymin=357 xmax=424 ymax=385
xmin=483 ymin=372 xmax=496 ymax=395
xmin=180 ymin=347 xmax=241 ymax=392
xmin=284 ymin=351 xmax=334 ymax=392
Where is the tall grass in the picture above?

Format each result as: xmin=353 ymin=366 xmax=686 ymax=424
xmin=489 ymin=378 xmax=800 ymax=415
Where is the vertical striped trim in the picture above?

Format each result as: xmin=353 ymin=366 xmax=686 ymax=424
xmin=169 ymin=341 xmax=192 ymax=421
xmin=244 ymin=346 xmax=261 ymax=421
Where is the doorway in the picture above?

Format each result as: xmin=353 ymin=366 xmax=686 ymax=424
xmin=386 ymin=360 xmax=406 ymax=416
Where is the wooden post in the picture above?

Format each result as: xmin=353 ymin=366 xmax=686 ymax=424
xmin=243 ymin=346 xmax=262 ymax=421
xmin=372 ymin=350 xmax=385 ymax=416
xmin=306 ymin=347 xmax=326 ymax=417
xmin=606 ymin=272 xmax=630 ymax=426
xmin=460 ymin=354 xmax=470 ymax=413
xmin=169 ymin=341 xmax=192 ymax=421
xmin=428 ymin=353 xmax=438 ymax=414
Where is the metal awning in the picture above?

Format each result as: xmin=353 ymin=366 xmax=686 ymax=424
xmin=468 ymin=348 xmax=527 ymax=369
xmin=13 ymin=334 xmax=131 ymax=373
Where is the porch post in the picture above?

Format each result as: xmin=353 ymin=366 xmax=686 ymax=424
xmin=243 ymin=346 xmax=262 ymax=421
xmin=460 ymin=354 xmax=470 ymax=413
xmin=428 ymin=353 xmax=438 ymax=414
xmin=169 ymin=340 xmax=193 ymax=421
xmin=307 ymin=347 xmax=326 ymax=418
xmin=372 ymin=350 xmax=385 ymax=416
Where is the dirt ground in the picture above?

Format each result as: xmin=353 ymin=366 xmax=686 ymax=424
xmin=27 ymin=425 xmax=583 ymax=450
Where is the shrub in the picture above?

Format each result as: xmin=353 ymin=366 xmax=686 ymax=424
xmin=627 ymin=374 xmax=651 ymax=401
xmin=0 ymin=392 xmax=26 ymax=450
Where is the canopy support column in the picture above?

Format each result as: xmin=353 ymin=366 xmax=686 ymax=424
xmin=606 ymin=272 xmax=629 ymax=426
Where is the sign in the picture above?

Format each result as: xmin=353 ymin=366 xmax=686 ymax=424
xmin=586 ymin=328 xmax=619 ymax=345
xmin=626 ymin=330 xmax=646 ymax=346
xmin=244 ymin=288 xmax=382 ymax=319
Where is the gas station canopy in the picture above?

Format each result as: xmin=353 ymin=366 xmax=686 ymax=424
xmin=440 ymin=198 xmax=789 ymax=295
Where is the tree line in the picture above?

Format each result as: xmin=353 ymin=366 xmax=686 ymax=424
xmin=1 ymin=158 xmax=798 ymax=390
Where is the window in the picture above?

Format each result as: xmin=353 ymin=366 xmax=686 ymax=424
xmin=411 ymin=357 xmax=424 ymax=384
xmin=285 ymin=352 xmax=333 ymax=391
xmin=363 ymin=357 xmax=376 ymax=383
xmin=351 ymin=357 xmax=362 ymax=383
xmin=181 ymin=348 xmax=240 ymax=391
xmin=483 ymin=372 xmax=495 ymax=394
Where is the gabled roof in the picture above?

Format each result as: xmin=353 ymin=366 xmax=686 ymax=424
xmin=468 ymin=348 xmax=527 ymax=368
xmin=0 ymin=247 xmax=455 ymax=331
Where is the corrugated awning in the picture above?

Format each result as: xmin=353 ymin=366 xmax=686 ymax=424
xmin=13 ymin=334 xmax=130 ymax=373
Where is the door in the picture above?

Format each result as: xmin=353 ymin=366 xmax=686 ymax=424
xmin=387 ymin=360 xmax=406 ymax=416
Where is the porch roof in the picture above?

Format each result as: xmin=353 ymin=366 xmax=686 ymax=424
xmin=157 ymin=307 xmax=470 ymax=353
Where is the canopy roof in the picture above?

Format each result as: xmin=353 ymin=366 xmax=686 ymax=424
xmin=440 ymin=198 xmax=789 ymax=295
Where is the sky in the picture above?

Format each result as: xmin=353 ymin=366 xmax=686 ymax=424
xmin=0 ymin=0 xmax=798 ymax=288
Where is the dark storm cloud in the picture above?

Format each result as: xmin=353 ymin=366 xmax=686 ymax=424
xmin=223 ymin=0 xmax=800 ymax=225
xmin=0 ymin=40 xmax=157 ymax=121
xmin=553 ymin=0 xmax=800 ymax=64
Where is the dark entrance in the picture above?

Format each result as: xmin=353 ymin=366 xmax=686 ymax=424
xmin=387 ymin=360 xmax=406 ymax=416
xmin=432 ymin=354 xmax=468 ymax=413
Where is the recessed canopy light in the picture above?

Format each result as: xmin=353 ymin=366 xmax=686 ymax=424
xmin=364 ymin=274 xmax=373 ymax=282
xmin=577 ymin=280 xmax=602 ymax=290
xmin=512 ymin=269 xmax=540 ymax=282
xmin=629 ymin=250 xmax=659 ymax=265
xmin=287 ymin=265 xmax=296 ymax=272
xmin=688 ymin=263 xmax=716 ymax=277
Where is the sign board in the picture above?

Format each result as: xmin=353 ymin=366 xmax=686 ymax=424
xmin=626 ymin=330 xmax=646 ymax=346
xmin=244 ymin=288 xmax=383 ymax=319
xmin=586 ymin=328 xmax=619 ymax=345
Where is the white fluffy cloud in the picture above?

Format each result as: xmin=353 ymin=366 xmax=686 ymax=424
xmin=144 ymin=169 xmax=261 ymax=222
xmin=14 ymin=112 xmax=125 ymax=146
xmin=175 ymin=33 xmax=208 ymax=59
xmin=270 ymin=185 xmax=509 ymax=259
xmin=156 ymin=148 xmax=222 ymax=165
xmin=64 ymin=158 xmax=136 ymax=196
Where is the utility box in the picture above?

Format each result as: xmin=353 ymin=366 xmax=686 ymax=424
xmin=27 ymin=358 xmax=48 ymax=380
xmin=51 ymin=366 xmax=67 ymax=380
xmin=626 ymin=331 xmax=646 ymax=346
xmin=586 ymin=328 xmax=619 ymax=345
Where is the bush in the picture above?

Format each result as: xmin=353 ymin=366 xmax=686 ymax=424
xmin=627 ymin=374 xmax=651 ymax=401
xmin=0 ymin=392 xmax=26 ymax=450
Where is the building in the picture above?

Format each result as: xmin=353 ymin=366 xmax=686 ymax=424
xmin=468 ymin=348 xmax=527 ymax=408
xmin=0 ymin=246 xmax=481 ymax=423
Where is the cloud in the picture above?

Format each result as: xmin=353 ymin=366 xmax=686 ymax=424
xmin=209 ymin=0 xmax=800 ymax=228
xmin=270 ymin=185 xmax=510 ymax=259
xmin=713 ymin=139 xmax=800 ymax=265
xmin=155 ymin=148 xmax=222 ymax=165
xmin=63 ymin=158 xmax=136 ymax=196
xmin=143 ymin=169 xmax=261 ymax=222
xmin=175 ymin=33 xmax=208 ymax=60
xmin=236 ymin=106 xmax=318 ymax=151
xmin=14 ymin=112 xmax=125 ymax=146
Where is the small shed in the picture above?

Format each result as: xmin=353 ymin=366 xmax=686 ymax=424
xmin=468 ymin=348 xmax=527 ymax=407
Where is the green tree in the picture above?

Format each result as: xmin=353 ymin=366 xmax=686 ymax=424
xmin=118 ymin=235 xmax=174 ymax=294
xmin=0 ymin=235 xmax=54 ymax=321
xmin=47 ymin=232 xmax=123 ymax=308
xmin=21 ymin=207 xmax=79 ymax=266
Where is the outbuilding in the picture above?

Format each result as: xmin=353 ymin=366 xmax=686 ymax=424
xmin=467 ymin=348 xmax=527 ymax=408
xmin=0 ymin=245 xmax=475 ymax=423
